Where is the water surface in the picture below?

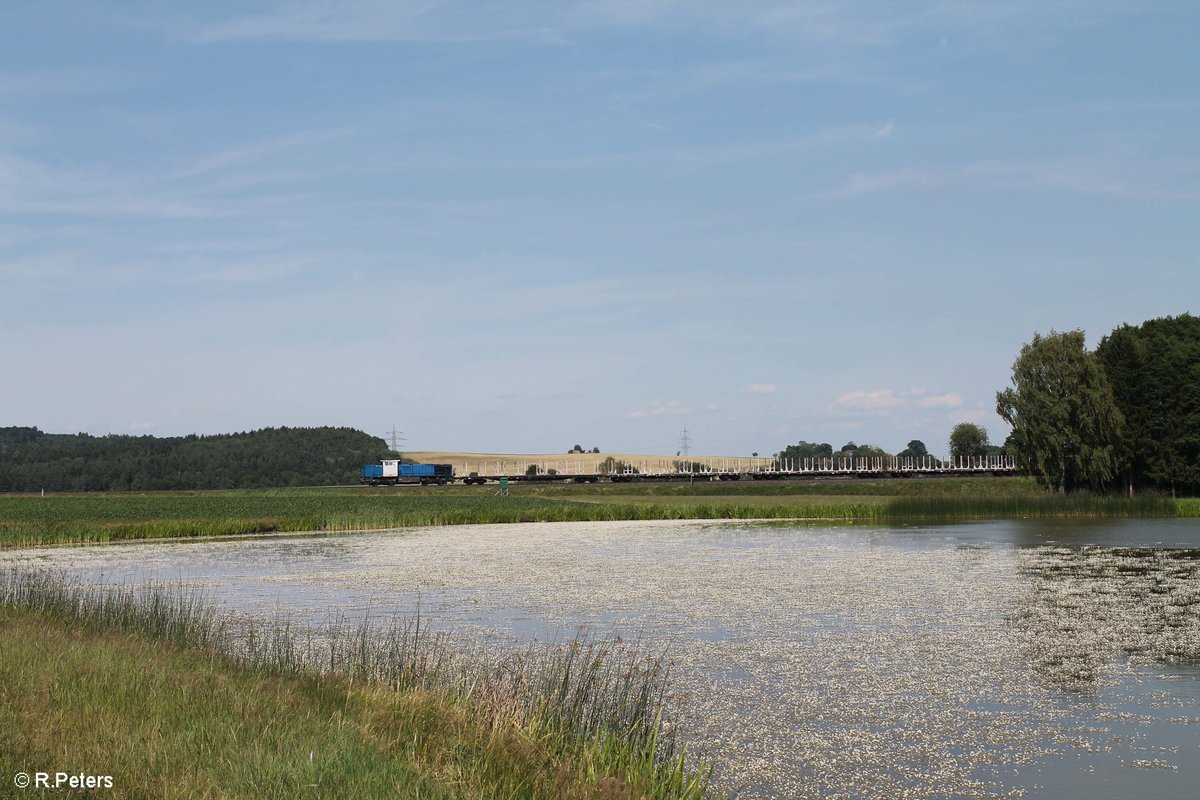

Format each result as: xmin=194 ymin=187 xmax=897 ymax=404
xmin=5 ymin=518 xmax=1199 ymax=799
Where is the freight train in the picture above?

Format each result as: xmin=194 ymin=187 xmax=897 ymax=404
xmin=361 ymin=459 xmax=455 ymax=486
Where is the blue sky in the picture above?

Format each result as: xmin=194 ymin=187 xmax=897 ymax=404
xmin=2 ymin=1 xmax=1197 ymax=458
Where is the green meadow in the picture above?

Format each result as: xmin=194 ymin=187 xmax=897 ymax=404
xmin=0 ymin=477 xmax=1190 ymax=549
xmin=0 ymin=570 xmax=707 ymax=800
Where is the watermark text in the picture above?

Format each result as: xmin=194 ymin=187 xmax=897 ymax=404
xmin=13 ymin=772 xmax=114 ymax=790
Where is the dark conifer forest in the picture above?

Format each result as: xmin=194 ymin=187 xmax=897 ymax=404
xmin=0 ymin=427 xmax=395 ymax=492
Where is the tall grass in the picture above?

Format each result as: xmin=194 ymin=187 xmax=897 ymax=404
xmin=1178 ymin=498 xmax=1200 ymax=518
xmin=0 ymin=568 xmax=709 ymax=798
xmin=884 ymin=493 xmax=1180 ymax=519
xmin=1 ymin=485 xmax=1193 ymax=549
xmin=0 ymin=566 xmax=221 ymax=648
xmin=0 ymin=492 xmax=884 ymax=548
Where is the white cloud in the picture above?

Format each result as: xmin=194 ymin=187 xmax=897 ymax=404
xmin=832 ymin=388 xmax=907 ymax=412
xmin=919 ymin=392 xmax=963 ymax=409
xmin=830 ymin=387 xmax=969 ymax=418
xmin=128 ymin=421 xmax=156 ymax=432
xmin=628 ymin=399 xmax=689 ymax=419
xmin=705 ymin=403 xmax=721 ymax=412
xmin=741 ymin=383 xmax=778 ymax=394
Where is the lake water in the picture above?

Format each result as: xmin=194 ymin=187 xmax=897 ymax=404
xmin=4 ymin=518 xmax=1199 ymax=799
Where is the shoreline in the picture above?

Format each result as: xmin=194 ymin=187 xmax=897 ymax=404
xmin=1 ymin=484 xmax=1193 ymax=551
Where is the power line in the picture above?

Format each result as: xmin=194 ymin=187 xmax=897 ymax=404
xmin=678 ymin=426 xmax=692 ymax=459
xmin=385 ymin=426 xmax=405 ymax=452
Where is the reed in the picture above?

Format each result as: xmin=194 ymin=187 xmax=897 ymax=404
xmin=1178 ymin=498 xmax=1200 ymax=518
xmin=0 ymin=567 xmax=221 ymax=648
xmin=0 ymin=493 xmax=879 ymax=547
xmin=884 ymin=493 xmax=1179 ymax=520
xmin=1 ymin=484 xmax=1193 ymax=549
xmin=0 ymin=568 xmax=709 ymax=799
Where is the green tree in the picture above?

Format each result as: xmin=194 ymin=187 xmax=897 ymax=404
xmin=780 ymin=441 xmax=833 ymax=459
xmin=774 ymin=441 xmax=833 ymax=467
xmin=1096 ymin=314 xmax=1200 ymax=495
xmin=948 ymin=424 xmax=990 ymax=461
xmin=898 ymin=440 xmax=929 ymax=459
xmin=0 ymin=426 xmax=394 ymax=492
xmin=996 ymin=330 xmax=1124 ymax=493
xmin=852 ymin=443 xmax=891 ymax=460
xmin=597 ymin=457 xmax=638 ymax=476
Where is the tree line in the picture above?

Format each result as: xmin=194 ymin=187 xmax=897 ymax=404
xmin=0 ymin=426 xmax=397 ymax=492
xmin=772 ymin=314 xmax=1196 ymax=495
xmin=998 ymin=313 xmax=1199 ymax=495
xmin=774 ymin=433 xmax=999 ymax=467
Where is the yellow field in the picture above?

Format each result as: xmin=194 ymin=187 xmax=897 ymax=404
xmin=406 ymin=451 xmax=775 ymax=477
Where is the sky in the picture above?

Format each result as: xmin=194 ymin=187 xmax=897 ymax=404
xmin=2 ymin=1 xmax=1198 ymax=458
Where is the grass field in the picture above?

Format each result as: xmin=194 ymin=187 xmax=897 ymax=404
xmin=0 ymin=489 xmax=876 ymax=549
xmin=0 ymin=571 xmax=707 ymax=799
xmin=0 ymin=477 xmax=1190 ymax=550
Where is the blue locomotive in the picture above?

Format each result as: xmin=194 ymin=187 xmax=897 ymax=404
xmin=361 ymin=459 xmax=455 ymax=486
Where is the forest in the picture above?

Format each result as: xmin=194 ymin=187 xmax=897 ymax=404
xmin=999 ymin=313 xmax=1200 ymax=495
xmin=0 ymin=426 xmax=396 ymax=492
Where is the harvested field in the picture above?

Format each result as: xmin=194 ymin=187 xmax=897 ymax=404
xmin=407 ymin=451 xmax=774 ymax=476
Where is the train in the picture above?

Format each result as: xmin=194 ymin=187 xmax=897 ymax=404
xmin=360 ymin=459 xmax=455 ymax=486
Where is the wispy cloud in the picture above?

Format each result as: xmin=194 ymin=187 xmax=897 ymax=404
xmin=163 ymin=128 xmax=350 ymax=182
xmin=831 ymin=388 xmax=909 ymax=413
xmin=918 ymin=392 xmax=963 ymax=409
xmin=0 ymin=69 xmax=143 ymax=97
xmin=871 ymin=119 xmax=895 ymax=139
xmin=192 ymin=0 xmax=1132 ymax=50
xmin=0 ymin=154 xmax=213 ymax=219
xmin=193 ymin=0 xmax=565 ymax=44
xmin=831 ymin=156 xmax=1200 ymax=200
xmin=628 ymin=399 xmax=689 ymax=419
xmin=741 ymin=383 xmax=779 ymax=394
xmin=830 ymin=387 xmax=969 ymax=417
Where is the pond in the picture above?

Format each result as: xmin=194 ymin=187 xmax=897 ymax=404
xmin=4 ymin=518 xmax=1199 ymax=799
